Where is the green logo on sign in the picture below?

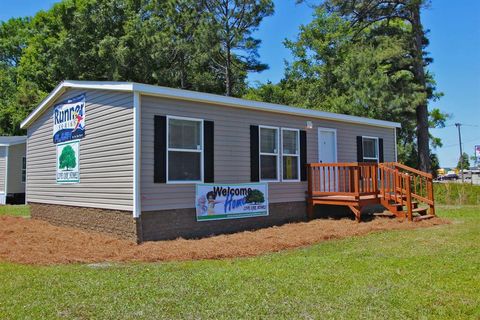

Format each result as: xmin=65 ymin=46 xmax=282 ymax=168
xmin=59 ymin=145 xmax=77 ymax=171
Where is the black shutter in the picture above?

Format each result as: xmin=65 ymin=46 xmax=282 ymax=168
xmin=204 ymin=121 xmax=214 ymax=183
xmin=378 ymin=138 xmax=384 ymax=163
xmin=300 ymin=130 xmax=307 ymax=181
xmin=356 ymin=136 xmax=364 ymax=162
xmin=250 ymin=125 xmax=260 ymax=182
xmin=154 ymin=115 xmax=167 ymax=183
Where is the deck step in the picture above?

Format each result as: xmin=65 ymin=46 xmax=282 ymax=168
xmin=412 ymin=207 xmax=428 ymax=216
xmin=413 ymin=214 xmax=435 ymax=222
xmin=373 ymin=211 xmax=396 ymax=218
xmin=390 ymin=201 xmax=419 ymax=211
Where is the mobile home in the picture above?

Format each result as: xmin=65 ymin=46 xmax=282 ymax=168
xmin=0 ymin=136 xmax=27 ymax=205
xmin=20 ymin=81 xmax=400 ymax=242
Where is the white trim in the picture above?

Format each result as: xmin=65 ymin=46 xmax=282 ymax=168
xmin=4 ymin=146 xmax=8 ymax=200
xmin=281 ymin=128 xmax=301 ymax=182
xmin=259 ymin=126 xmax=280 ymax=182
xmin=394 ymin=127 xmax=398 ymax=162
xmin=25 ymin=138 xmax=28 ymax=205
xmin=166 ymin=115 xmax=204 ymax=184
xmin=133 ymin=92 xmax=141 ymax=218
xmin=362 ymin=136 xmax=379 ymax=162
xmin=0 ymin=136 xmax=27 ymax=147
xmin=317 ymin=127 xmax=338 ymax=163
xmin=20 ymin=81 xmax=401 ymax=129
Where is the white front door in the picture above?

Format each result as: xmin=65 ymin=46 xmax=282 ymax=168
xmin=318 ymin=128 xmax=337 ymax=163
xmin=318 ymin=128 xmax=338 ymax=191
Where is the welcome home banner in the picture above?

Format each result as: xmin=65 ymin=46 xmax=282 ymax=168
xmin=53 ymin=94 xmax=86 ymax=143
xmin=195 ymin=183 xmax=269 ymax=221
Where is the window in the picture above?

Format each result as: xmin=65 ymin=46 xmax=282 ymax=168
xmin=260 ymin=126 xmax=279 ymax=181
xmin=362 ymin=137 xmax=379 ymax=162
xmin=21 ymin=157 xmax=26 ymax=183
xmin=167 ymin=116 xmax=203 ymax=182
xmin=282 ymin=129 xmax=300 ymax=181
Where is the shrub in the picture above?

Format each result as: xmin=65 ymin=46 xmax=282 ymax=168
xmin=434 ymin=183 xmax=480 ymax=205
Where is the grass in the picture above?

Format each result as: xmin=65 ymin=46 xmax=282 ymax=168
xmin=0 ymin=205 xmax=29 ymax=217
xmin=0 ymin=206 xmax=479 ymax=319
xmin=434 ymin=183 xmax=480 ymax=205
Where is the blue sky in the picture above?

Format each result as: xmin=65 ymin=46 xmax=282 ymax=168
xmin=1 ymin=0 xmax=479 ymax=167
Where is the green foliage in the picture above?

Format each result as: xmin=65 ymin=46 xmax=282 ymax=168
xmin=457 ymin=152 xmax=470 ymax=170
xmin=434 ymin=183 xmax=480 ymax=205
xmin=246 ymin=189 xmax=265 ymax=204
xmin=204 ymin=0 xmax=274 ymax=96
xmin=0 ymin=206 xmax=479 ymax=318
xmin=0 ymin=0 xmax=273 ymax=135
xmin=59 ymin=145 xmax=76 ymax=170
xmin=246 ymin=4 xmax=447 ymax=171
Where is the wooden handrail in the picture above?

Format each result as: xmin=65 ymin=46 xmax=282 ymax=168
xmin=306 ymin=161 xmax=435 ymax=221
xmin=307 ymin=162 xmax=378 ymax=197
xmin=378 ymin=162 xmax=435 ymax=217
xmin=307 ymin=162 xmax=378 ymax=168
xmin=381 ymin=162 xmax=433 ymax=179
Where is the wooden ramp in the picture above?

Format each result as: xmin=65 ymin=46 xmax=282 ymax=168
xmin=306 ymin=162 xmax=435 ymax=222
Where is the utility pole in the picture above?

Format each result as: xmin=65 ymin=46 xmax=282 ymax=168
xmin=455 ymin=123 xmax=464 ymax=183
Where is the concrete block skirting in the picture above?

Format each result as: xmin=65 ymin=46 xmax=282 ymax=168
xmin=30 ymin=201 xmax=307 ymax=242
xmin=30 ymin=203 xmax=138 ymax=242
xmin=139 ymin=201 xmax=307 ymax=241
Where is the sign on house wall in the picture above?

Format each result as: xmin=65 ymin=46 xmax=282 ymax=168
xmin=56 ymin=140 xmax=80 ymax=184
xmin=195 ymin=183 xmax=269 ymax=221
xmin=53 ymin=94 xmax=85 ymax=144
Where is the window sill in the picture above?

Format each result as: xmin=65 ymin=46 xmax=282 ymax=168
xmin=166 ymin=180 xmax=203 ymax=185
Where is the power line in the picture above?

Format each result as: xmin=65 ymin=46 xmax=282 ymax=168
xmin=439 ymin=123 xmax=479 ymax=128
xmin=441 ymin=137 xmax=480 ymax=148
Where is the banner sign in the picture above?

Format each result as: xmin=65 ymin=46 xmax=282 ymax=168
xmin=476 ymin=145 xmax=480 ymax=162
xmin=53 ymin=94 xmax=85 ymax=144
xmin=195 ymin=183 xmax=269 ymax=221
xmin=56 ymin=140 xmax=80 ymax=184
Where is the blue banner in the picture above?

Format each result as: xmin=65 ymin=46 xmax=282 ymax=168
xmin=52 ymin=94 xmax=86 ymax=144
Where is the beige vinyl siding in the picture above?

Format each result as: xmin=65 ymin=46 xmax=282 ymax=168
xmin=0 ymin=146 xmax=6 ymax=193
xmin=140 ymin=95 xmax=395 ymax=211
xmin=7 ymin=143 xmax=26 ymax=194
xmin=27 ymin=89 xmax=134 ymax=211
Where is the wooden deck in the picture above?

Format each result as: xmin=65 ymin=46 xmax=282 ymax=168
xmin=306 ymin=162 xmax=435 ymax=222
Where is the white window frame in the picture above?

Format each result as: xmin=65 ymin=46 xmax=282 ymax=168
xmin=281 ymin=128 xmax=300 ymax=182
xmin=362 ymin=136 xmax=379 ymax=162
xmin=21 ymin=156 xmax=26 ymax=184
xmin=166 ymin=115 xmax=204 ymax=184
xmin=259 ymin=125 xmax=280 ymax=182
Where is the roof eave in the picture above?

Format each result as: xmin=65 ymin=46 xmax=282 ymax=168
xmin=20 ymin=80 xmax=401 ymax=130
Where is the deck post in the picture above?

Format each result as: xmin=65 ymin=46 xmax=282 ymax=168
xmin=306 ymin=164 xmax=314 ymax=220
xmin=353 ymin=166 xmax=360 ymax=198
xmin=427 ymin=179 xmax=435 ymax=216
xmin=405 ymin=174 xmax=413 ymax=221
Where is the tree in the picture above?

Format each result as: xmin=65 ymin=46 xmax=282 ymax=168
xmin=0 ymin=0 xmax=274 ymax=136
xmin=246 ymin=189 xmax=265 ymax=204
xmin=59 ymin=145 xmax=77 ymax=171
xmin=308 ymin=0 xmax=435 ymax=172
xmin=204 ymin=0 xmax=274 ymax=96
xmin=457 ymin=152 xmax=470 ymax=171
xmin=247 ymin=3 xmax=446 ymax=171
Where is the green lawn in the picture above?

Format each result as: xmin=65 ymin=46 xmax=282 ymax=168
xmin=0 ymin=206 xmax=479 ymax=319
xmin=0 ymin=205 xmax=29 ymax=217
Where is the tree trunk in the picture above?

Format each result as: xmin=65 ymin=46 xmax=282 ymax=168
xmin=412 ymin=3 xmax=430 ymax=172
xmin=225 ymin=47 xmax=232 ymax=96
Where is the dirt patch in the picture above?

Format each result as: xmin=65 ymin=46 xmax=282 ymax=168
xmin=0 ymin=215 xmax=449 ymax=265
